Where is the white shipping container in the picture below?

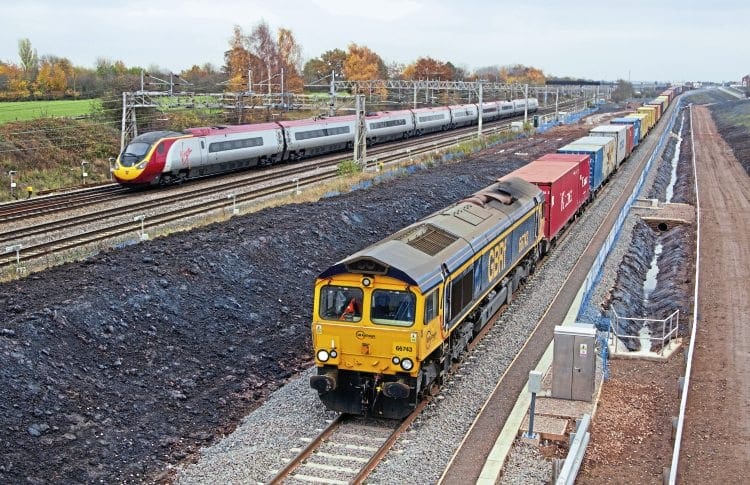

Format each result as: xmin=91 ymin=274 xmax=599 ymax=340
xmin=574 ymin=136 xmax=617 ymax=179
xmin=589 ymin=125 xmax=628 ymax=166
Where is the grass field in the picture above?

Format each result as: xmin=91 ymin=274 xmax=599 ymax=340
xmin=716 ymin=99 xmax=750 ymax=130
xmin=0 ymin=99 xmax=102 ymax=124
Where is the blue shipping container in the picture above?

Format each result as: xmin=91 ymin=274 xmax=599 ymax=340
xmin=611 ymin=117 xmax=641 ymax=147
xmin=557 ymin=143 xmax=604 ymax=191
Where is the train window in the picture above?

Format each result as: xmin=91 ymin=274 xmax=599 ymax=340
xmin=157 ymin=143 xmax=165 ymax=154
xmin=371 ymin=290 xmax=415 ymax=327
xmin=370 ymin=119 xmax=407 ymax=130
xmin=119 ymin=142 xmax=151 ymax=167
xmin=319 ymin=285 xmax=362 ymax=322
xmin=418 ymin=114 xmax=445 ymax=122
xmin=208 ymin=137 xmax=263 ymax=153
xmin=424 ymin=290 xmax=439 ymax=324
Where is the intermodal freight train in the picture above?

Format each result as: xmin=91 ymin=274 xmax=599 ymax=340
xmin=309 ymin=87 xmax=681 ymax=419
xmin=111 ymin=98 xmax=539 ymax=186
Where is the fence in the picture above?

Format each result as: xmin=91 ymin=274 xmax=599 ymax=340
xmin=608 ymin=308 xmax=680 ymax=355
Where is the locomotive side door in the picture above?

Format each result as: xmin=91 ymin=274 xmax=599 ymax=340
xmin=175 ymin=138 xmax=205 ymax=171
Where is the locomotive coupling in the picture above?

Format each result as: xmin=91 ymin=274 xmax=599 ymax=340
xmin=310 ymin=372 xmax=337 ymax=393
xmin=382 ymin=380 xmax=410 ymax=399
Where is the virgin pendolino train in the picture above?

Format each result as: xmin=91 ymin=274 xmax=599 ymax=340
xmin=111 ymin=98 xmax=538 ymax=186
xmin=309 ymin=86 xmax=681 ymax=419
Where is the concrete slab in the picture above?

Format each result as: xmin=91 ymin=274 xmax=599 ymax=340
xmin=534 ymin=396 xmax=597 ymax=420
xmin=519 ymin=414 xmax=569 ymax=442
xmin=609 ymin=337 xmax=683 ymax=361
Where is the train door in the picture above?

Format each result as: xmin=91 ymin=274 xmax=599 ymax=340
xmin=176 ymin=137 xmax=205 ymax=170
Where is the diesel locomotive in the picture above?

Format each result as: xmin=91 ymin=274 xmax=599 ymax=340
xmin=309 ymin=177 xmax=545 ymax=418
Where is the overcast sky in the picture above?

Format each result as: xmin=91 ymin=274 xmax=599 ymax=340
xmin=1 ymin=0 xmax=746 ymax=82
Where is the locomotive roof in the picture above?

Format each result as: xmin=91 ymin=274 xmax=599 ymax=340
xmin=184 ymin=123 xmax=281 ymax=136
xmin=278 ymin=116 xmax=357 ymax=127
xmin=411 ymin=106 xmax=451 ymax=113
xmin=130 ymin=131 xmax=183 ymax=143
xmin=318 ymin=177 xmax=543 ymax=292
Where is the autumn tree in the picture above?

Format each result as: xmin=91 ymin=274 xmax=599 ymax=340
xmin=246 ymin=22 xmax=278 ymax=94
xmin=385 ymin=61 xmax=405 ymax=80
xmin=180 ymin=63 xmax=223 ymax=91
xmin=498 ymin=64 xmax=546 ymax=85
xmin=402 ymin=57 xmax=453 ymax=80
xmin=223 ymin=25 xmax=263 ymax=92
xmin=445 ymin=62 xmax=466 ymax=81
xmin=277 ymin=27 xmax=304 ymax=93
xmin=95 ymin=57 xmax=133 ymax=77
xmin=223 ymin=22 xmax=304 ymax=95
xmin=36 ymin=59 xmax=67 ymax=97
xmin=343 ymin=43 xmax=386 ymax=82
xmin=0 ymin=61 xmax=30 ymax=100
xmin=302 ymin=58 xmax=328 ymax=85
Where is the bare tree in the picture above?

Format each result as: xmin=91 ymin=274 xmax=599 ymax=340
xmin=247 ymin=21 xmax=279 ymax=92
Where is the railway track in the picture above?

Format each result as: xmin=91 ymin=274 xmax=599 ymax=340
xmin=268 ymin=413 xmax=414 ymax=484
xmin=267 ymin=288 xmax=506 ymax=484
xmin=0 ymin=184 xmax=128 ymax=223
xmin=0 ymin=100 xmax=581 ymax=273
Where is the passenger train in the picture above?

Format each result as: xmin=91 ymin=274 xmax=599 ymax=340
xmin=112 ymin=98 xmax=539 ymax=186
xmin=309 ymin=87 xmax=681 ymax=419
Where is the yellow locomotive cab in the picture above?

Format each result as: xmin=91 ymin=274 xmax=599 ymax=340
xmin=311 ymin=275 xmax=425 ymax=377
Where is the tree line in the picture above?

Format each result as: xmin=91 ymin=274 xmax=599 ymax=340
xmin=0 ymin=22 xmax=549 ymax=102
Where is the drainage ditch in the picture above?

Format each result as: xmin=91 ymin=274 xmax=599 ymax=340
xmin=594 ymin=109 xmax=696 ymax=353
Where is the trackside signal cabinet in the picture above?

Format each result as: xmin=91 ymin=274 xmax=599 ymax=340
xmin=552 ymin=324 xmax=596 ymax=401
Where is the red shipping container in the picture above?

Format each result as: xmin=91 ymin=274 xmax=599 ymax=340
xmin=535 ymin=153 xmax=591 ymax=203
xmin=506 ymin=159 xmax=589 ymax=241
xmin=623 ymin=124 xmax=634 ymax=157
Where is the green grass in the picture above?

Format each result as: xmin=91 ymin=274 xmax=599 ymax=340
xmin=0 ymin=99 xmax=102 ymax=124
xmin=719 ymin=101 xmax=750 ymax=130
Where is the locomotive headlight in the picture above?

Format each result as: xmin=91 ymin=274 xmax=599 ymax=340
xmin=400 ymin=358 xmax=414 ymax=371
xmin=330 ymin=350 xmax=338 ymax=358
xmin=391 ymin=356 xmax=400 ymax=365
xmin=316 ymin=349 xmax=330 ymax=362
xmin=136 ymin=161 xmax=147 ymax=170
